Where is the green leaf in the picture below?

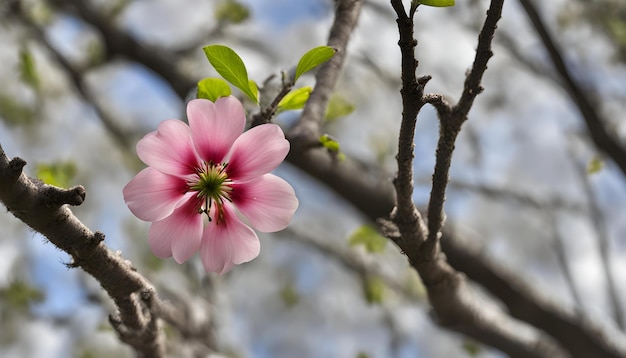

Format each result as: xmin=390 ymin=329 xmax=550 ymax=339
xmin=405 ymin=269 xmax=426 ymax=298
xmin=279 ymin=282 xmax=300 ymax=307
xmin=36 ymin=161 xmax=77 ymax=188
xmin=248 ymin=79 xmax=259 ymax=102
xmin=419 ymin=0 xmax=455 ymax=7
xmin=462 ymin=340 xmax=482 ymax=357
xmin=278 ymin=86 xmax=312 ymax=111
xmin=587 ymin=156 xmax=604 ymax=174
xmin=0 ymin=94 xmax=34 ymax=126
xmin=363 ymin=276 xmax=385 ymax=304
xmin=197 ymin=78 xmax=231 ymax=102
xmin=294 ymin=46 xmax=337 ymax=83
xmin=348 ymin=225 xmax=387 ymax=253
xmin=18 ymin=48 xmax=39 ymax=88
xmin=319 ymin=134 xmax=340 ymax=152
xmin=2 ymin=280 xmax=44 ymax=312
xmin=325 ymin=94 xmax=355 ymax=121
xmin=214 ymin=0 xmax=250 ymax=24
xmin=203 ymin=45 xmax=258 ymax=103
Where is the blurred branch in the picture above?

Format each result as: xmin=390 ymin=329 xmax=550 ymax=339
xmin=518 ymin=0 xmax=626 ymax=178
xmin=62 ymin=0 xmax=195 ymax=99
xmin=153 ymin=291 xmax=218 ymax=355
xmin=549 ymin=211 xmax=584 ymax=310
xmin=0 ymin=144 xmax=164 ymax=357
xmin=518 ymin=0 xmax=625 ymax=331
xmin=441 ymin=178 xmax=587 ymax=213
xmin=442 ymin=230 xmax=626 ymax=358
xmin=12 ymin=4 xmax=134 ymax=152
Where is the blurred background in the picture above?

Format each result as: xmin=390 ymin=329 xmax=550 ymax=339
xmin=1 ymin=0 xmax=625 ymax=357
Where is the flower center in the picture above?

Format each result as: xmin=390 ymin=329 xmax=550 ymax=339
xmin=189 ymin=161 xmax=232 ymax=223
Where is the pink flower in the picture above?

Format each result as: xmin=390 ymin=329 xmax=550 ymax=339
xmin=123 ymin=97 xmax=298 ymax=274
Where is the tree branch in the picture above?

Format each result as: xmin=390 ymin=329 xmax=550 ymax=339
xmin=0 ymin=144 xmax=165 ymax=357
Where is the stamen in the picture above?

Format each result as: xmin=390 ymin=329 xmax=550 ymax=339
xmin=187 ymin=160 xmax=233 ymax=224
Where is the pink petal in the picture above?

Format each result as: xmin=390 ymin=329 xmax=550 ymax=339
xmin=187 ymin=97 xmax=245 ymax=164
xmin=230 ymin=174 xmax=299 ymax=232
xmin=123 ymin=167 xmax=188 ymax=222
xmin=137 ymin=120 xmax=200 ymax=177
xmin=200 ymin=203 xmax=260 ymax=274
xmin=148 ymin=198 xmax=203 ymax=263
xmin=226 ymin=124 xmax=290 ymax=181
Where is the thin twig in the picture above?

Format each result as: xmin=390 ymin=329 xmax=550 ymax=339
xmin=250 ymin=77 xmax=293 ymax=127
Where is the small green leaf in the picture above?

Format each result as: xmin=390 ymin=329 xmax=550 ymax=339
xmin=587 ymin=156 xmax=604 ymax=174
xmin=197 ymin=78 xmax=231 ymax=102
xmin=278 ymin=86 xmax=312 ymax=111
xmin=363 ymin=276 xmax=385 ymax=304
xmin=348 ymin=225 xmax=387 ymax=253
xmin=0 ymin=94 xmax=34 ymax=126
xmin=248 ymin=79 xmax=259 ymax=102
xmin=279 ymin=282 xmax=300 ymax=307
xmin=462 ymin=340 xmax=482 ymax=356
xmin=36 ymin=161 xmax=77 ymax=188
xmin=18 ymin=48 xmax=39 ymax=88
xmin=214 ymin=0 xmax=250 ymax=24
xmin=2 ymin=280 xmax=44 ymax=312
xmin=405 ymin=269 xmax=426 ymax=298
xmin=203 ymin=45 xmax=258 ymax=103
xmin=419 ymin=0 xmax=455 ymax=7
xmin=294 ymin=46 xmax=337 ymax=83
xmin=325 ymin=94 xmax=355 ymax=121
xmin=319 ymin=134 xmax=340 ymax=152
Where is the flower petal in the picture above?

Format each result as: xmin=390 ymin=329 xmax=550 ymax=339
xmin=137 ymin=119 xmax=200 ymax=177
xmin=200 ymin=203 xmax=260 ymax=274
xmin=123 ymin=167 xmax=188 ymax=222
xmin=226 ymin=124 xmax=290 ymax=181
xmin=188 ymin=97 xmax=245 ymax=164
xmin=231 ymin=174 xmax=298 ymax=232
xmin=148 ymin=198 xmax=203 ymax=263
